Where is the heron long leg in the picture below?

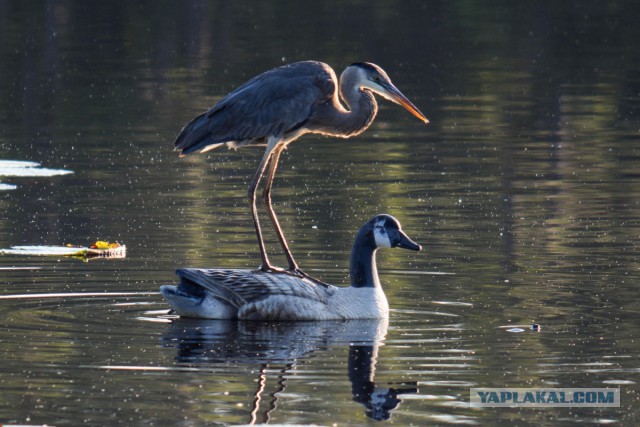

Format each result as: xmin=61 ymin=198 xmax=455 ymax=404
xmin=262 ymin=145 xmax=329 ymax=286
xmin=262 ymin=143 xmax=299 ymax=271
xmin=252 ymin=138 xmax=328 ymax=285
xmin=249 ymin=138 xmax=285 ymax=273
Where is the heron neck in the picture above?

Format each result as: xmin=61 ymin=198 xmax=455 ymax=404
xmin=350 ymin=229 xmax=380 ymax=288
xmin=308 ymin=70 xmax=378 ymax=138
xmin=336 ymin=77 xmax=378 ymax=137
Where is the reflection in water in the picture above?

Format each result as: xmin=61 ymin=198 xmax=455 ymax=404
xmin=0 ymin=160 xmax=73 ymax=177
xmin=0 ymin=160 xmax=72 ymax=191
xmin=348 ymin=345 xmax=417 ymax=421
xmin=0 ymin=183 xmax=17 ymax=190
xmin=162 ymin=318 xmax=416 ymax=422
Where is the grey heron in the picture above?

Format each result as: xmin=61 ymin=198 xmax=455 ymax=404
xmin=174 ymin=61 xmax=428 ymax=278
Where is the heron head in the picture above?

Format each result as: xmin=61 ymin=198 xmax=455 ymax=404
xmin=349 ymin=62 xmax=429 ymax=124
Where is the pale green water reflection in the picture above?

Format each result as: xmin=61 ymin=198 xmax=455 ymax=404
xmin=1 ymin=1 xmax=639 ymax=426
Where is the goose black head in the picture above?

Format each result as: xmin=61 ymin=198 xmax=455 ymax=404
xmin=369 ymin=214 xmax=421 ymax=251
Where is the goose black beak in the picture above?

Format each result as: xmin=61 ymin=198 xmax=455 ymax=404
xmin=395 ymin=230 xmax=422 ymax=251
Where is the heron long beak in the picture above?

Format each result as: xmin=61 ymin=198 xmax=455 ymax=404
xmin=383 ymin=82 xmax=429 ymax=124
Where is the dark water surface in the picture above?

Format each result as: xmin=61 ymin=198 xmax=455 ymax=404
xmin=1 ymin=1 xmax=639 ymax=426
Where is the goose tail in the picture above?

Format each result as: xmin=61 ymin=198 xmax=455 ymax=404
xmin=160 ymin=269 xmax=242 ymax=319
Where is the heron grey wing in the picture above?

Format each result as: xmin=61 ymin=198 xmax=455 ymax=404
xmin=202 ymin=63 xmax=336 ymax=143
xmin=177 ymin=268 xmax=338 ymax=305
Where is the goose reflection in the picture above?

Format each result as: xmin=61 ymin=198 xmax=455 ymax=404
xmin=348 ymin=345 xmax=418 ymax=421
xmin=162 ymin=318 xmax=416 ymax=422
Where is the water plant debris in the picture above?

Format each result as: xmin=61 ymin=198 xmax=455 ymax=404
xmin=0 ymin=241 xmax=126 ymax=261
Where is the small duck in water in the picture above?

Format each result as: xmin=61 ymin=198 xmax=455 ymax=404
xmin=160 ymin=214 xmax=421 ymax=320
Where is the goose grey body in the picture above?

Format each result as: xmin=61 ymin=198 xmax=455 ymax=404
xmin=160 ymin=214 xmax=421 ymax=320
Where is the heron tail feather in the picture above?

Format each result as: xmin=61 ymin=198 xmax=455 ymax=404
xmin=174 ymin=112 xmax=224 ymax=155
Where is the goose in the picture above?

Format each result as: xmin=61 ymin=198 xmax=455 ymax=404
xmin=160 ymin=214 xmax=421 ymax=320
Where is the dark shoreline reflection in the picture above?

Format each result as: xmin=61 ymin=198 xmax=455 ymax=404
xmin=161 ymin=318 xmax=417 ymax=422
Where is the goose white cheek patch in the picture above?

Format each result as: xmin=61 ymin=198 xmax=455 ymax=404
xmin=374 ymin=219 xmax=392 ymax=248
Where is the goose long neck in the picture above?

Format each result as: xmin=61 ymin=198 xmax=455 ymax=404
xmin=349 ymin=229 xmax=380 ymax=288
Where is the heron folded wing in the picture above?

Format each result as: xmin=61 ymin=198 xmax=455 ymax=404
xmin=175 ymin=61 xmax=337 ymax=154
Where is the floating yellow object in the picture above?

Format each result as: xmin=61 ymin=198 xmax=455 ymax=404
xmin=90 ymin=240 xmax=118 ymax=250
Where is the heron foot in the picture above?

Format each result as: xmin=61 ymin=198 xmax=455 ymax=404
xmin=257 ymin=264 xmax=329 ymax=286
xmin=259 ymin=264 xmax=289 ymax=274
xmin=288 ymin=267 xmax=330 ymax=287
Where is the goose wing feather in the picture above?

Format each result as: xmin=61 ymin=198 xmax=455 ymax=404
xmin=176 ymin=268 xmax=338 ymax=308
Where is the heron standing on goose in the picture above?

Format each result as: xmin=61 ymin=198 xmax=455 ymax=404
xmin=160 ymin=214 xmax=422 ymax=320
xmin=175 ymin=61 xmax=428 ymax=278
